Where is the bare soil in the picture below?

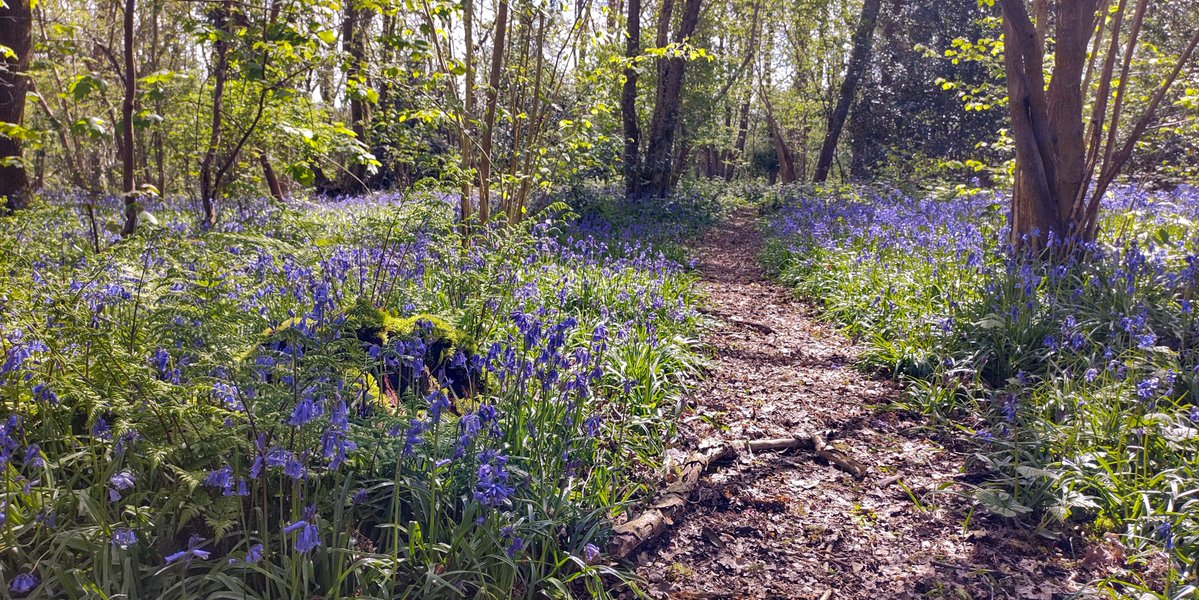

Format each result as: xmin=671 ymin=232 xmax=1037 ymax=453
xmin=631 ymin=211 xmax=1097 ymax=599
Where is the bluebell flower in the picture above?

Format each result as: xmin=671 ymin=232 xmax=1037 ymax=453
xmin=205 ymin=465 xmax=233 ymax=491
xmin=1136 ymin=333 xmax=1158 ymax=349
xmin=584 ymin=543 xmax=601 ymax=563
xmin=475 ymin=454 xmax=514 ymax=508
xmin=10 ymin=572 xmax=37 ymax=594
xmin=245 ymin=543 xmax=264 ymax=563
xmin=1158 ymin=521 xmax=1175 ymax=551
xmin=112 ymin=527 xmax=138 ymax=549
xmin=110 ymin=470 xmax=135 ymax=491
xmin=1137 ymin=377 xmax=1160 ymax=400
xmin=403 ymin=419 xmax=426 ymax=456
xmin=507 ymin=536 xmax=524 ymax=558
xmin=1001 ymin=395 xmax=1018 ymax=423
xmin=32 ymin=383 xmax=58 ymax=404
xmin=288 ymin=393 xmax=324 ymax=426
xmin=284 ymin=514 xmax=321 ymax=553
xmin=428 ymin=390 xmax=451 ymax=424
xmin=23 ymin=444 xmax=43 ymax=468
xmin=165 ymin=535 xmax=211 ymax=564
xmin=91 ymin=417 xmax=111 ymax=440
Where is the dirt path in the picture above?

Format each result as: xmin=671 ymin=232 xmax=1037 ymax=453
xmin=632 ymin=211 xmax=1093 ymax=599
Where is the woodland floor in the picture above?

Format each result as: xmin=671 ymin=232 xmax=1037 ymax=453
xmin=629 ymin=210 xmax=1101 ymax=599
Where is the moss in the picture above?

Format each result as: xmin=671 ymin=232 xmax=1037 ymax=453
xmin=341 ymin=299 xmax=464 ymax=351
xmin=245 ymin=299 xmax=484 ymax=402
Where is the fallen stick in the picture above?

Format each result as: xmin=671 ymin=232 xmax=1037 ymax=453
xmin=696 ymin=307 xmax=776 ymax=335
xmin=608 ymin=434 xmax=867 ymax=558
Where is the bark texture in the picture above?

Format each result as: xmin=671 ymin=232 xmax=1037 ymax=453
xmin=477 ymin=0 xmax=509 ymax=222
xmin=812 ymin=0 xmax=882 ymax=183
xmin=642 ymin=0 xmax=702 ymax=197
xmin=620 ymin=0 xmax=641 ymax=197
xmin=120 ymin=0 xmax=139 ymax=235
xmin=0 ymin=0 xmax=32 ymax=211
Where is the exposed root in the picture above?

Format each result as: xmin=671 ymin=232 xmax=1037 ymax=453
xmin=609 ymin=434 xmax=866 ymax=559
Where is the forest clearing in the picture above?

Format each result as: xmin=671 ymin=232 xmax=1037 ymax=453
xmin=2 ymin=0 xmax=1199 ymax=597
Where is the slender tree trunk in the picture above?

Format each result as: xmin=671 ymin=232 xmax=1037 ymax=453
xmin=150 ymin=0 xmax=165 ymax=195
xmin=671 ymin=122 xmax=690 ymax=188
xmin=261 ymin=152 xmax=284 ymax=202
xmin=643 ymin=0 xmax=702 ymax=197
xmin=511 ymin=10 xmax=546 ymax=223
xmin=460 ymin=0 xmax=474 ymax=227
xmin=812 ymin=0 xmax=882 ymax=183
xmin=119 ymin=0 xmax=139 ymax=235
xmin=762 ymin=91 xmax=796 ymax=183
xmin=621 ymin=0 xmax=641 ymax=197
xmin=478 ymin=0 xmax=509 ymax=223
xmin=343 ymin=0 xmax=372 ymax=189
xmin=725 ymin=100 xmax=750 ymax=180
xmin=199 ymin=0 xmax=231 ymax=228
xmin=0 ymin=0 xmax=32 ymax=211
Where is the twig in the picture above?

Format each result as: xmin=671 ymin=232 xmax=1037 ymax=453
xmin=697 ymin=307 xmax=776 ymax=335
xmin=608 ymin=434 xmax=867 ymax=558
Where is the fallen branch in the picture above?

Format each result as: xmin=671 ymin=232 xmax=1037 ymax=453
xmin=608 ymin=434 xmax=866 ymax=558
xmin=697 ymin=307 xmax=776 ymax=335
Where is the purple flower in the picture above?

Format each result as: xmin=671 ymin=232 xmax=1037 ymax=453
xmin=1001 ymin=394 xmax=1018 ymax=423
xmin=1137 ymin=377 xmax=1160 ymax=400
xmin=506 ymin=536 xmax=524 ymax=558
xmin=1158 ymin=521 xmax=1175 ymax=551
xmin=475 ymin=452 xmax=514 ymax=508
xmin=10 ymin=573 xmax=37 ymax=594
xmin=427 ymin=390 xmax=451 ymax=424
xmin=288 ymin=393 xmax=324 ymax=426
xmin=205 ymin=465 xmax=233 ymax=490
xmin=23 ymin=444 xmax=43 ymax=468
xmin=112 ymin=527 xmax=138 ymax=549
xmin=403 ymin=419 xmax=426 ymax=456
xmin=165 ymin=535 xmax=211 ymax=564
xmin=245 ymin=543 xmax=264 ymax=563
xmin=285 ymin=506 xmax=321 ymax=553
xmin=32 ymin=383 xmax=58 ymax=404
xmin=292 ymin=521 xmax=321 ymax=553
xmin=91 ymin=417 xmax=111 ymax=440
xmin=110 ymin=470 xmax=135 ymax=491
xmin=584 ymin=543 xmax=601 ymax=563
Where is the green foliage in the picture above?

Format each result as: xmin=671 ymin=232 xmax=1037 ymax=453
xmin=765 ymin=184 xmax=1199 ymax=595
xmin=0 ymin=190 xmax=707 ymax=598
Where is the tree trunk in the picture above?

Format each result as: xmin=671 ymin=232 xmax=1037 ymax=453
xmin=261 ymin=152 xmax=284 ymax=202
xmin=812 ymin=0 xmax=882 ymax=183
xmin=621 ymin=0 xmax=641 ymax=197
xmin=0 ymin=0 xmax=32 ymax=211
xmin=643 ymin=0 xmax=702 ymax=197
xmin=343 ymin=0 xmax=372 ymax=189
xmin=725 ymin=100 xmax=750 ymax=180
xmin=1000 ymin=0 xmax=1088 ymax=248
xmin=762 ymin=92 xmax=797 ymax=183
xmin=477 ymin=0 xmax=509 ymax=223
xmin=199 ymin=0 xmax=231 ymax=228
xmin=460 ymin=0 xmax=475 ymax=227
xmin=119 ymin=0 xmax=139 ymax=235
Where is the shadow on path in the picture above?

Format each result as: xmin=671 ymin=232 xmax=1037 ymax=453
xmin=630 ymin=209 xmax=1093 ymax=600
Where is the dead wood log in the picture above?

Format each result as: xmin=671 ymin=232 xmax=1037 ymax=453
xmin=696 ymin=307 xmax=776 ymax=335
xmin=608 ymin=434 xmax=867 ymax=558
